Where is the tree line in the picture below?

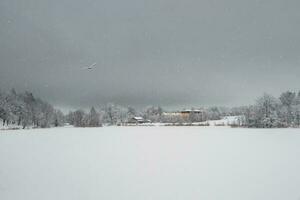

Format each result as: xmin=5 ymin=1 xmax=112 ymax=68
xmin=65 ymin=104 xmax=235 ymax=127
xmin=238 ymin=91 xmax=300 ymax=128
xmin=65 ymin=104 xmax=162 ymax=127
xmin=1 ymin=88 xmax=300 ymax=129
xmin=65 ymin=90 xmax=300 ymax=128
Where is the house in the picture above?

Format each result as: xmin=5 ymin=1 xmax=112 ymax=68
xmin=162 ymin=109 xmax=206 ymax=122
xmin=128 ymin=117 xmax=150 ymax=124
xmin=180 ymin=109 xmax=204 ymax=120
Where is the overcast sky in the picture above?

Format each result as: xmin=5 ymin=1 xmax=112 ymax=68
xmin=0 ymin=0 xmax=300 ymax=109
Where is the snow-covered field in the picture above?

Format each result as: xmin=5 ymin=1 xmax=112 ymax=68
xmin=0 ymin=127 xmax=300 ymax=200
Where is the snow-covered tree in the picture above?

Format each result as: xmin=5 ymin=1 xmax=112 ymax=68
xmin=54 ymin=110 xmax=65 ymax=127
xmin=0 ymin=88 xmax=63 ymax=129
xmin=101 ymin=103 xmax=127 ymax=125
xmin=143 ymin=106 xmax=163 ymax=123
xmin=73 ymin=110 xmax=86 ymax=127
xmin=127 ymin=106 xmax=136 ymax=120
xmin=279 ymin=91 xmax=296 ymax=125
xmin=251 ymin=93 xmax=281 ymax=128
xmin=88 ymin=107 xmax=101 ymax=127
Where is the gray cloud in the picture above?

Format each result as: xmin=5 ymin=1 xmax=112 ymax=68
xmin=1 ymin=0 xmax=300 ymax=109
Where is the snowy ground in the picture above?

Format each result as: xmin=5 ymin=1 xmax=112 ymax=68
xmin=0 ymin=127 xmax=300 ymax=200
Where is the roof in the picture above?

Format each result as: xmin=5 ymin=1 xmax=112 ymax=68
xmin=181 ymin=109 xmax=203 ymax=113
xmin=133 ymin=117 xmax=144 ymax=120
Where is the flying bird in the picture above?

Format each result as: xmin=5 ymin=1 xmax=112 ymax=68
xmin=81 ymin=62 xmax=96 ymax=70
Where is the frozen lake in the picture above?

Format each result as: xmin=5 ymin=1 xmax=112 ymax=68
xmin=1 ymin=127 xmax=300 ymax=200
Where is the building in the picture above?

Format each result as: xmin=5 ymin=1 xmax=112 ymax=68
xmin=162 ymin=109 xmax=206 ymax=122
xmin=180 ymin=109 xmax=205 ymax=122
xmin=127 ymin=117 xmax=151 ymax=124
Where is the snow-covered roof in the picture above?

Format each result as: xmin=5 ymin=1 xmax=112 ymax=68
xmin=181 ymin=109 xmax=203 ymax=113
xmin=133 ymin=117 xmax=144 ymax=120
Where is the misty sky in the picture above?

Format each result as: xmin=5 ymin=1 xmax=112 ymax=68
xmin=1 ymin=0 xmax=300 ymax=109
